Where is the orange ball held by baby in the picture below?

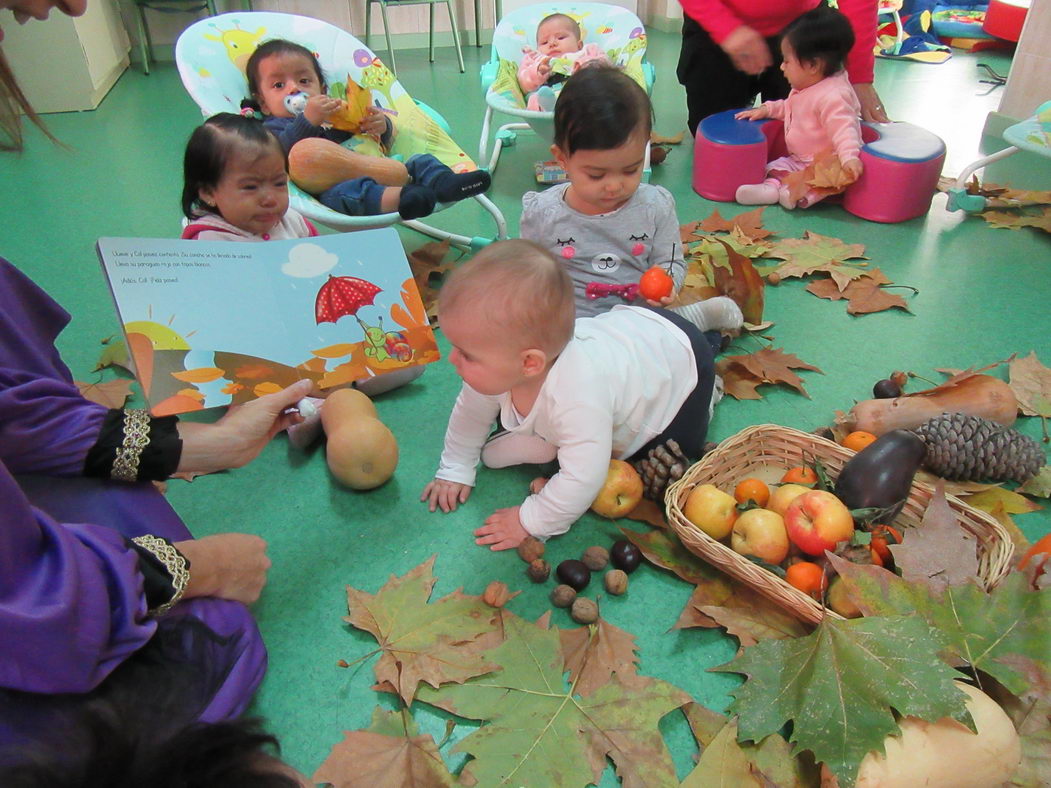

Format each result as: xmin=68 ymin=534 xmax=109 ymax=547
xmin=590 ymin=460 xmax=644 ymax=518
xmin=321 ymin=388 xmax=398 ymax=490
xmin=638 ymin=266 xmax=674 ymax=301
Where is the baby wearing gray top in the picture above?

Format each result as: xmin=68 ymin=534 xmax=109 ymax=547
xmin=520 ymin=182 xmax=686 ymax=318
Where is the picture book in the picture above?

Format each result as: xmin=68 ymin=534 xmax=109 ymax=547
xmin=97 ymin=229 xmax=439 ymax=416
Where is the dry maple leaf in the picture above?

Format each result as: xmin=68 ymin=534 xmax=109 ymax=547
xmin=765 ymin=231 xmax=869 ymax=291
xmin=889 ymin=481 xmax=979 ymax=592
xmin=559 ymin=618 xmax=642 ymax=697
xmin=650 ymin=130 xmax=685 ymax=145
xmin=709 ymin=238 xmax=765 ymax=324
xmin=716 ymin=346 xmax=823 ymax=399
xmin=806 ymin=268 xmax=914 ymax=315
xmin=779 ymin=149 xmax=858 ymax=205
xmin=982 ymin=206 xmax=1051 ymax=233
xmin=344 ymin=556 xmax=502 ymax=705
xmin=76 ymin=379 xmax=133 ymax=409
xmin=697 ymin=207 xmax=773 ymax=241
xmin=313 ymin=707 xmax=454 ymax=788
xmin=624 ymin=498 xmax=667 ymax=528
xmin=1009 ymin=351 xmax=1051 ymax=418
xmin=673 ymin=577 xmax=808 ymax=646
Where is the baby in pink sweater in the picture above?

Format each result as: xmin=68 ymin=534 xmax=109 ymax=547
xmin=734 ymin=7 xmax=863 ymax=210
xmin=519 ymin=13 xmax=609 ymax=112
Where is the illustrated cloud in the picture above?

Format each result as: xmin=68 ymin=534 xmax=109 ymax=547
xmin=281 ymin=243 xmax=338 ymax=278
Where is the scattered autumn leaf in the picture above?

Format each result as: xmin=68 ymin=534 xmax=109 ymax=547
xmin=716 ymin=346 xmax=823 ymax=399
xmin=344 ymin=557 xmax=501 ymax=705
xmin=709 ymin=238 xmax=765 ymax=324
xmin=1009 ymin=351 xmax=1051 ymax=418
xmin=1019 ymin=466 xmax=1051 ymax=498
xmin=716 ymin=614 xmax=971 ymax=788
xmin=889 ymin=481 xmax=980 ymax=592
xmin=417 ymin=613 xmax=689 ymax=788
xmin=765 ymin=231 xmax=869 ymax=290
xmin=313 ymin=707 xmax=455 ymax=788
xmin=620 ymin=527 xmax=719 ymax=586
xmin=681 ymin=719 xmax=763 ymax=787
xmin=780 ymin=149 xmax=858 ymax=205
xmin=697 ymin=207 xmax=773 ymax=242
xmin=75 ymin=378 xmax=133 ymax=409
xmin=805 ymin=269 xmax=914 ymax=315
xmin=985 ymin=500 xmax=1032 ymax=561
xmin=981 ymin=206 xmax=1051 ymax=234
xmin=674 ymin=577 xmax=809 ymax=646
xmin=624 ymin=498 xmax=667 ymax=528
xmin=830 ymin=558 xmax=1051 ymax=704
xmin=559 ymin=618 xmax=641 ymax=697
xmin=961 ymin=486 xmax=1042 ymax=515
xmin=651 ymin=130 xmax=685 ymax=145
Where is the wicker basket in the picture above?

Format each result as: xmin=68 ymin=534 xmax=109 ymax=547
xmin=665 ymin=424 xmax=1015 ymax=625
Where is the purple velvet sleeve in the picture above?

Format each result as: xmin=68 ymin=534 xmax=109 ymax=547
xmin=0 ymin=463 xmax=156 ymax=694
xmin=0 ymin=258 xmax=106 ymax=475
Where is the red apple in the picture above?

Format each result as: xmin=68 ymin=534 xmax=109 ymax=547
xmin=590 ymin=460 xmax=643 ymax=518
xmin=683 ymin=483 xmax=738 ymax=540
xmin=731 ymin=508 xmax=789 ymax=564
xmin=768 ymin=483 xmax=811 ymax=517
xmin=783 ymin=490 xmax=854 ymax=556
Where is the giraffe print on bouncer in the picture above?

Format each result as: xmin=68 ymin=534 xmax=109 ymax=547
xmin=203 ymin=21 xmax=267 ymax=73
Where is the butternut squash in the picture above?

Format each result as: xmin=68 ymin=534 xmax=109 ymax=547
xmin=326 ymin=416 xmax=398 ymax=490
xmin=288 ymin=138 xmax=409 ymax=195
xmin=848 ymin=681 xmax=1021 ymax=788
xmin=845 ymin=374 xmax=1017 ymax=436
xmin=320 ymin=388 xmax=377 ymax=435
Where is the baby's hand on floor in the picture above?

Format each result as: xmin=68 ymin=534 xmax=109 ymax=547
xmin=843 ymin=158 xmax=864 ymax=180
xmin=421 ymin=478 xmax=472 ymax=513
xmin=475 ymin=507 xmax=529 ymax=550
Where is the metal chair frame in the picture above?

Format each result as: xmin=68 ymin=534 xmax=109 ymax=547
xmin=364 ymin=0 xmax=465 ymax=75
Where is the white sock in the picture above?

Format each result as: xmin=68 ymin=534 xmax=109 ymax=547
xmin=736 ymin=180 xmax=780 ymax=205
xmin=708 ymin=374 xmax=725 ymax=422
xmin=778 ymin=186 xmax=799 ymax=210
xmin=286 ymin=396 xmax=324 ymax=449
xmin=481 ymin=431 xmax=558 ymax=468
xmin=670 ymin=296 xmax=744 ymax=332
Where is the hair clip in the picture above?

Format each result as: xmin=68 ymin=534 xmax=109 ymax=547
xmin=240 ymin=107 xmax=262 ymax=120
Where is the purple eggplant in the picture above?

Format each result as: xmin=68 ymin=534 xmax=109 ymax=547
xmin=834 ymin=429 xmax=927 ymax=521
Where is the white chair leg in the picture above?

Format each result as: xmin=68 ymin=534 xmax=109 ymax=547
xmin=429 ymin=2 xmax=436 ymax=62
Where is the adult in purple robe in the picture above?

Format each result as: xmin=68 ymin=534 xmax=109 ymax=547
xmin=0 ymin=256 xmax=312 ymax=758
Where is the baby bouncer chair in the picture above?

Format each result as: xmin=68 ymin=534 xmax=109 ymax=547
xmin=478 ymin=2 xmax=655 ymax=175
xmin=176 ymin=11 xmax=506 ymax=249
xmin=946 ymin=100 xmax=1051 ymax=212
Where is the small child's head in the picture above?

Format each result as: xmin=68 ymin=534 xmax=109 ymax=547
xmin=245 ymin=39 xmax=326 ymax=119
xmin=182 ymin=113 xmax=289 ymax=236
xmin=780 ymin=7 xmax=855 ymax=89
xmin=536 ymin=13 xmax=583 ymax=57
xmin=439 ymin=240 xmax=575 ymax=395
xmin=551 ymin=65 xmax=652 ymax=215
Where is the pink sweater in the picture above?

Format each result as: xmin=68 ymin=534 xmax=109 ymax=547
xmin=762 ymin=70 xmax=862 ymax=164
xmin=677 ymin=0 xmax=876 ymax=84
xmin=518 ymin=44 xmax=607 ymax=93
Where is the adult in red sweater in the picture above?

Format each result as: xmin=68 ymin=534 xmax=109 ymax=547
xmin=677 ymin=0 xmax=889 ymax=135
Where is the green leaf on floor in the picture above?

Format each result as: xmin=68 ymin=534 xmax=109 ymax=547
xmin=714 ymin=614 xmax=970 ymax=788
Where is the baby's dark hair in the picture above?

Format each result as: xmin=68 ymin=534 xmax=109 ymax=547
xmin=782 ymin=6 xmax=855 ymax=77
xmin=181 ymin=112 xmax=284 ymax=219
xmin=244 ymin=39 xmax=326 ymax=110
xmin=553 ymin=65 xmax=652 ymax=154
xmin=538 ymin=12 xmax=581 ymax=40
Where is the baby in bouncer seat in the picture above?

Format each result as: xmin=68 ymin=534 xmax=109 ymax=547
xmin=518 ymin=13 xmax=610 ymax=111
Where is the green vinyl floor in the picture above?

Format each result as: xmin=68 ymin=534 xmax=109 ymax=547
xmin=2 ymin=28 xmax=1050 ymax=784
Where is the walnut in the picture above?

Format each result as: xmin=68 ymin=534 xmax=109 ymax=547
xmin=570 ymin=597 xmax=599 ymax=624
xmin=604 ymin=569 xmax=628 ymax=595
xmin=526 ymin=559 xmax=551 ymax=583
xmin=517 ymin=536 xmax=545 ymax=563
xmin=582 ymin=545 xmax=609 ymax=571
xmin=550 ymin=584 xmax=577 ymax=608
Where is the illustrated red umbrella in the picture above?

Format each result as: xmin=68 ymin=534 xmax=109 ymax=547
xmin=315 ymin=275 xmax=382 ymax=325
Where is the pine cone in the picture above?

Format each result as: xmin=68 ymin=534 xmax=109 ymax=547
xmin=914 ymin=413 xmax=1044 ymax=484
xmin=633 ymin=439 xmax=691 ymax=501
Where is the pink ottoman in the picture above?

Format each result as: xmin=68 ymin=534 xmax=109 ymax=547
xmin=692 ymin=109 xmax=945 ymax=223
